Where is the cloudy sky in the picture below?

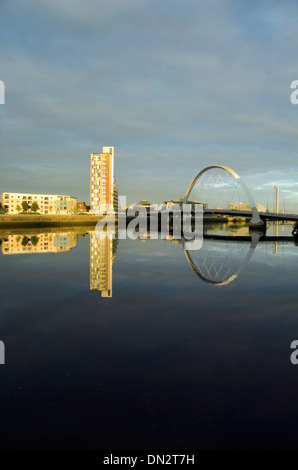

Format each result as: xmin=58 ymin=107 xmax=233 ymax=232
xmin=0 ymin=0 xmax=298 ymax=210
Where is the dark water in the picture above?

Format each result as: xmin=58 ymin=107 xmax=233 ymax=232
xmin=0 ymin=224 xmax=298 ymax=450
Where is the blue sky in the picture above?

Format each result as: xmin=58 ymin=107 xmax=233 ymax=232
xmin=0 ymin=0 xmax=298 ymax=211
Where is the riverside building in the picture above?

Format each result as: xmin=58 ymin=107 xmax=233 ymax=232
xmin=90 ymin=146 xmax=118 ymax=214
xmin=1 ymin=192 xmax=77 ymax=215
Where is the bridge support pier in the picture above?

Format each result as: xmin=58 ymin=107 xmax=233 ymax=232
xmin=248 ymin=207 xmax=265 ymax=228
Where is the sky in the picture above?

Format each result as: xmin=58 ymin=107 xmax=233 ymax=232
xmin=0 ymin=0 xmax=298 ymax=211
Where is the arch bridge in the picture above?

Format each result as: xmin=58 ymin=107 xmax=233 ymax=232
xmin=183 ymin=164 xmax=263 ymax=226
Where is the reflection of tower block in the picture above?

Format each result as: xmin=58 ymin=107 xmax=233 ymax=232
xmin=90 ymin=232 xmax=118 ymax=298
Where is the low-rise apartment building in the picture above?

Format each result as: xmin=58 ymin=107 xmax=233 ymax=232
xmin=1 ymin=192 xmax=77 ymax=215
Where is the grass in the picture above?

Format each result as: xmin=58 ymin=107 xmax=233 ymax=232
xmin=0 ymin=212 xmax=93 ymax=216
xmin=18 ymin=212 xmax=41 ymax=215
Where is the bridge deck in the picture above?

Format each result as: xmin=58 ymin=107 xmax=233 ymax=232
xmin=203 ymin=209 xmax=298 ymax=222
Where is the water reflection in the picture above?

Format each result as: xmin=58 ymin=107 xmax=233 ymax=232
xmin=0 ymin=222 xmax=296 ymax=295
xmin=129 ymin=221 xmax=296 ymax=286
xmin=0 ymin=222 xmax=297 ymax=451
xmin=89 ymin=231 xmax=118 ymax=298
xmin=1 ymin=231 xmax=78 ymax=255
xmin=183 ymin=231 xmax=260 ymax=286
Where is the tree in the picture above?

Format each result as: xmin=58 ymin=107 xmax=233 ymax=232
xmin=31 ymin=201 xmax=39 ymax=213
xmin=21 ymin=201 xmax=29 ymax=212
xmin=21 ymin=236 xmax=29 ymax=246
xmin=0 ymin=202 xmax=2 ymax=210
xmin=16 ymin=204 xmax=22 ymax=213
xmin=31 ymin=235 xmax=39 ymax=246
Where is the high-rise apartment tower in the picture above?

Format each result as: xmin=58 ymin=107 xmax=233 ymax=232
xmin=90 ymin=146 xmax=117 ymax=214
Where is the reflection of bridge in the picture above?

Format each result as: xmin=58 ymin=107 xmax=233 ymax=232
xmin=183 ymin=232 xmax=260 ymax=286
xmin=204 ymin=234 xmax=294 ymax=243
xmin=183 ymin=227 xmax=298 ymax=286
xmin=1 ymin=225 xmax=296 ymax=293
xmin=131 ymin=222 xmax=297 ymax=286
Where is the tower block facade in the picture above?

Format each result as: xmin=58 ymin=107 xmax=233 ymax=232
xmin=90 ymin=146 xmax=117 ymax=214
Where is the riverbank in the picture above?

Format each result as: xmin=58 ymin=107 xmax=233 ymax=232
xmin=0 ymin=213 xmax=235 ymax=229
xmin=0 ymin=214 xmax=104 ymax=229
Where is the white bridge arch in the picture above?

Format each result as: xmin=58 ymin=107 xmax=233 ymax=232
xmin=183 ymin=164 xmax=262 ymax=226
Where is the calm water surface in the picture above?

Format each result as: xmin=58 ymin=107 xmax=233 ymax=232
xmin=0 ymin=224 xmax=298 ymax=450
